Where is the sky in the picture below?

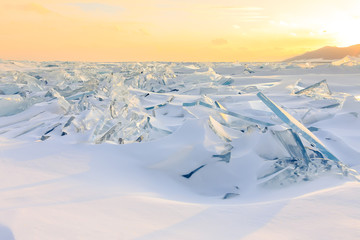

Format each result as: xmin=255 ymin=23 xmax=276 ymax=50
xmin=0 ymin=0 xmax=360 ymax=62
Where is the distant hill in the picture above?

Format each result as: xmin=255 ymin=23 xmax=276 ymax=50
xmin=284 ymin=44 xmax=360 ymax=62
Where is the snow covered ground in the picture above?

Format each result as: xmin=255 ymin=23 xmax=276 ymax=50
xmin=0 ymin=59 xmax=360 ymax=239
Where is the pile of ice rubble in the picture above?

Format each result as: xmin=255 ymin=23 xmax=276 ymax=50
xmin=0 ymin=60 xmax=359 ymax=198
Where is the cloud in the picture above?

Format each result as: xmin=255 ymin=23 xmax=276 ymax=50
xmin=215 ymin=6 xmax=267 ymax=23
xmin=67 ymin=2 xmax=124 ymax=14
xmin=212 ymin=38 xmax=228 ymax=46
xmin=214 ymin=7 xmax=264 ymax=11
xmin=17 ymin=3 xmax=53 ymax=15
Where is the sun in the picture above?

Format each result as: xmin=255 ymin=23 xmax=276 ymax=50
xmin=327 ymin=15 xmax=360 ymax=47
xmin=335 ymin=29 xmax=360 ymax=47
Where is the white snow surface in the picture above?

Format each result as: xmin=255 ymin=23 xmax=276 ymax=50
xmin=0 ymin=59 xmax=360 ymax=239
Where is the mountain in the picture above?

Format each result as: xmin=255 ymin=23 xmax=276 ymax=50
xmin=284 ymin=44 xmax=360 ymax=62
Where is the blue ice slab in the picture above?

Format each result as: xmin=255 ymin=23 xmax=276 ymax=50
xmin=257 ymin=92 xmax=340 ymax=162
xmin=61 ymin=116 xmax=75 ymax=136
xmin=144 ymin=96 xmax=175 ymax=110
xmin=273 ymin=129 xmax=310 ymax=165
xmin=44 ymin=123 xmax=62 ymax=135
xmin=219 ymin=78 xmax=234 ymax=86
xmin=321 ymin=103 xmax=340 ymax=109
xmin=64 ymin=116 xmax=75 ymax=128
xmin=294 ymin=79 xmax=331 ymax=95
xmin=182 ymin=165 xmax=206 ymax=179
xmin=183 ymin=100 xmax=274 ymax=127
xmin=212 ymin=151 xmax=231 ymax=163
xmin=223 ymin=192 xmax=239 ymax=199
xmin=145 ymin=103 xmax=167 ymax=110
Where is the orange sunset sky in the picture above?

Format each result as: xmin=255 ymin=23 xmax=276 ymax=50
xmin=1 ymin=0 xmax=360 ymax=62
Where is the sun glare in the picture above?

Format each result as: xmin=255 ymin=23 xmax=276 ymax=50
xmin=328 ymin=15 xmax=360 ymax=47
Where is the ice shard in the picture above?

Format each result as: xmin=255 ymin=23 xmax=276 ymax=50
xmin=257 ymin=92 xmax=340 ymax=163
xmin=272 ymin=129 xmax=310 ymax=166
xmin=144 ymin=96 xmax=174 ymax=111
xmin=294 ymin=79 xmax=332 ymax=99
xmin=256 ymin=128 xmax=312 ymax=185
xmin=182 ymin=165 xmax=206 ymax=179
xmin=223 ymin=192 xmax=239 ymax=199
xmin=40 ymin=123 xmax=62 ymax=140
xmin=218 ymin=78 xmax=234 ymax=86
xmin=61 ymin=116 xmax=75 ymax=136
xmin=208 ymin=116 xmax=232 ymax=142
xmin=214 ymin=101 xmax=229 ymax=124
xmin=0 ymin=95 xmax=26 ymax=116
xmin=212 ymin=152 xmax=231 ymax=163
xmin=183 ymin=99 xmax=274 ymax=127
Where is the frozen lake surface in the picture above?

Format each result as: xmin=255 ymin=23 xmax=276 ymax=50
xmin=0 ymin=59 xmax=360 ymax=239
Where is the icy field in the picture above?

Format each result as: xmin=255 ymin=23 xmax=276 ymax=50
xmin=0 ymin=59 xmax=360 ymax=239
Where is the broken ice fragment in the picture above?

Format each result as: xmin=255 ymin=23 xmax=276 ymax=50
xmin=257 ymin=92 xmax=340 ymax=162
xmin=61 ymin=116 xmax=75 ymax=136
xmin=95 ymin=121 xmax=122 ymax=144
xmin=45 ymin=88 xmax=62 ymax=99
xmin=212 ymin=152 xmax=231 ymax=163
xmin=272 ymin=129 xmax=310 ymax=166
xmin=40 ymin=123 xmax=62 ymax=140
xmin=208 ymin=116 xmax=232 ymax=142
xmin=145 ymin=103 xmax=167 ymax=111
xmin=45 ymin=89 xmax=71 ymax=113
xmin=44 ymin=123 xmax=62 ymax=135
xmin=40 ymin=135 xmax=50 ymax=141
xmin=258 ymin=160 xmax=306 ymax=186
xmin=136 ymin=135 xmax=144 ymax=142
xmin=214 ymin=101 xmax=229 ymax=123
xmin=144 ymin=96 xmax=174 ymax=110
xmin=223 ymin=192 xmax=239 ymax=199
xmin=182 ymin=165 xmax=206 ymax=179
xmin=219 ymin=78 xmax=234 ymax=86
xmin=321 ymin=103 xmax=340 ymax=109
xmin=294 ymin=79 xmax=331 ymax=99
xmin=0 ymin=95 xmax=26 ymax=116
xmin=244 ymin=66 xmax=254 ymax=74
xmin=64 ymin=116 xmax=75 ymax=128
xmin=183 ymin=100 xmax=274 ymax=127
